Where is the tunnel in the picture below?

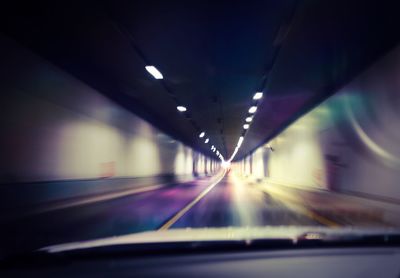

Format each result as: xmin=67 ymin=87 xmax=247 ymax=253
xmin=1 ymin=0 xmax=400 ymax=263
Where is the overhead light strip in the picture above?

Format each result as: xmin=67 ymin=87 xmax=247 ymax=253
xmin=145 ymin=65 xmax=163 ymax=79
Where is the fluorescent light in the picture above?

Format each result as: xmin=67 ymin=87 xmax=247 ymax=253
xmin=243 ymin=124 xmax=249 ymax=129
xmin=145 ymin=66 xmax=163 ymax=79
xmin=212 ymin=149 xmax=215 ymax=152
xmin=253 ymin=92 xmax=263 ymax=100
xmin=238 ymin=136 xmax=244 ymax=147
xmin=216 ymin=151 xmax=219 ymax=156
xmin=245 ymin=117 xmax=253 ymax=123
xmin=205 ymin=138 xmax=209 ymax=143
xmin=227 ymin=136 xmax=245 ymax=163
xmin=248 ymin=106 xmax=257 ymax=114
xmin=199 ymin=132 xmax=205 ymax=138
xmin=177 ymin=106 xmax=187 ymax=112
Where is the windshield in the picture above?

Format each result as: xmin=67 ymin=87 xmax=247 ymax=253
xmin=1 ymin=0 xmax=400 ymax=259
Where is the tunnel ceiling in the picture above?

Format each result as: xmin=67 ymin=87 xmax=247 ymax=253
xmin=1 ymin=0 xmax=400 ymax=160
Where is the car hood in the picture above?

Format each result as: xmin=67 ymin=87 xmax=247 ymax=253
xmin=41 ymin=226 xmax=400 ymax=253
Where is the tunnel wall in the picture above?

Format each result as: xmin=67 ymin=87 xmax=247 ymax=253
xmin=236 ymin=45 xmax=400 ymax=202
xmin=0 ymin=35 xmax=219 ymax=207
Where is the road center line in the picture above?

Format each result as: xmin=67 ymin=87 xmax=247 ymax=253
xmin=159 ymin=170 xmax=227 ymax=230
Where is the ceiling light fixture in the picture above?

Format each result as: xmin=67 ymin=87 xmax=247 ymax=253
xmin=199 ymin=132 xmax=205 ymax=138
xmin=248 ymin=106 xmax=257 ymax=114
xmin=238 ymin=136 xmax=244 ymax=147
xmin=205 ymin=138 xmax=209 ymax=143
xmin=177 ymin=106 xmax=187 ymax=112
xmin=245 ymin=117 xmax=253 ymax=123
xmin=243 ymin=124 xmax=249 ymax=129
xmin=227 ymin=136 xmax=244 ymax=162
xmin=145 ymin=65 xmax=163 ymax=79
xmin=253 ymin=92 xmax=263 ymax=100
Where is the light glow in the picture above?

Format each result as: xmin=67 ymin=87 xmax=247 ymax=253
xmin=199 ymin=132 xmax=205 ymax=138
xmin=248 ymin=106 xmax=257 ymax=114
xmin=145 ymin=66 xmax=163 ymax=79
xmin=253 ymin=92 xmax=263 ymax=100
xmin=205 ymin=138 xmax=209 ymax=143
xmin=245 ymin=117 xmax=253 ymax=123
xmin=221 ymin=160 xmax=231 ymax=169
xmin=243 ymin=124 xmax=249 ymax=129
xmin=177 ymin=106 xmax=187 ymax=112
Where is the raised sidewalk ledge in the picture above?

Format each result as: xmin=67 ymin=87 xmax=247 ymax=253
xmin=243 ymin=175 xmax=400 ymax=227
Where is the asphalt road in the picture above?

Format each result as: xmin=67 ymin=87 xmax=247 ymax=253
xmin=1 ymin=174 xmax=218 ymax=256
xmin=172 ymin=171 xmax=319 ymax=228
xmin=1 ymin=170 xmax=386 ymax=257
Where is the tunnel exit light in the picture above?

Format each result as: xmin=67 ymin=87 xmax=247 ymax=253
xmin=253 ymin=92 xmax=263 ymax=100
xmin=221 ymin=160 xmax=231 ymax=169
xmin=145 ymin=66 xmax=163 ymax=79
xmin=248 ymin=106 xmax=257 ymax=114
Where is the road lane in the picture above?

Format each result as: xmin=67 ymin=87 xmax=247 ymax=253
xmin=171 ymin=171 xmax=321 ymax=229
xmin=159 ymin=171 xmax=226 ymax=230
xmin=0 ymin=174 xmax=222 ymax=256
xmin=2 ymin=169 xmax=391 ymax=258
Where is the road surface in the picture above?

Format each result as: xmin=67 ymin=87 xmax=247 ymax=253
xmin=0 ymin=170 xmax=390 ymax=257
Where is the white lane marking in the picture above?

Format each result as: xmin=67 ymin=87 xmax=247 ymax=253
xmin=159 ymin=170 xmax=227 ymax=230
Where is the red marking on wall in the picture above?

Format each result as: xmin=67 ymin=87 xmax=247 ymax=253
xmin=100 ymin=161 xmax=116 ymax=178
